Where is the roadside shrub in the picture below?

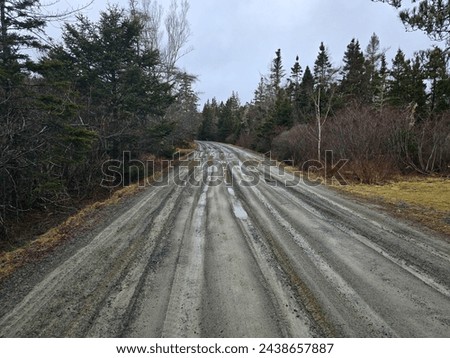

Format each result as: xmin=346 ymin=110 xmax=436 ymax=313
xmin=235 ymin=132 xmax=256 ymax=149
xmin=272 ymin=124 xmax=316 ymax=165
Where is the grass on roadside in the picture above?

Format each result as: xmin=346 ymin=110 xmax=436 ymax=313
xmin=281 ymin=163 xmax=449 ymax=237
xmin=0 ymin=183 xmax=143 ymax=282
xmin=333 ymin=177 xmax=450 ymax=236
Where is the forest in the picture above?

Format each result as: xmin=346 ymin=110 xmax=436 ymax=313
xmin=1 ymin=0 xmax=449 ymax=243
xmin=199 ymin=31 xmax=449 ymax=183
xmin=0 ymin=0 xmax=199 ymax=242
xmin=198 ymin=1 xmax=450 ymax=183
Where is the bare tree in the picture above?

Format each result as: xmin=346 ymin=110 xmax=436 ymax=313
xmin=310 ymin=43 xmax=339 ymax=162
xmin=313 ymin=81 xmax=338 ymax=163
xmin=162 ymin=0 xmax=192 ymax=80
xmin=135 ymin=0 xmax=163 ymax=52
xmin=135 ymin=0 xmax=192 ymax=82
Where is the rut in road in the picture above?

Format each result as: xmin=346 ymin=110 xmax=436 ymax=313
xmin=0 ymin=142 xmax=449 ymax=337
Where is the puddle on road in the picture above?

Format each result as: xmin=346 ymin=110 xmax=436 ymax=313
xmin=227 ymin=187 xmax=248 ymax=220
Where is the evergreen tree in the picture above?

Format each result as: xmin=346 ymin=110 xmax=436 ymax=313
xmin=373 ymin=54 xmax=389 ymax=111
xmin=388 ymin=49 xmax=411 ymax=107
xmin=409 ymin=55 xmax=428 ymax=117
xmin=340 ymin=38 xmax=368 ymax=102
xmin=254 ymin=76 xmax=269 ymax=105
xmin=271 ymin=88 xmax=293 ymax=128
xmin=0 ymin=0 xmax=46 ymax=87
xmin=313 ymin=42 xmax=336 ymax=117
xmin=365 ymin=33 xmax=385 ymax=104
xmin=251 ymin=76 xmax=271 ymax=149
xmin=425 ymin=46 xmax=450 ymax=113
xmin=288 ymin=55 xmax=303 ymax=123
xmin=166 ymin=72 xmax=200 ymax=145
xmin=314 ymin=42 xmax=333 ymax=90
xmin=256 ymin=49 xmax=289 ymax=148
xmin=52 ymin=6 xmax=174 ymax=157
xmin=298 ymin=66 xmax=315 ymax=122
xmin=388 ymin=49 xmax=427 ymax=116
xmin=289 ymin=56 xmax=303 ymax=88
xmin=270 ymin=48 xmax=285 ymax=95
xmin=313 ymin=42 xmax=337 ymax=162
xmin=198 ymin=100 xmax=215 ymax=140
xmin=217 ymin=92 xmax=241 ymax=142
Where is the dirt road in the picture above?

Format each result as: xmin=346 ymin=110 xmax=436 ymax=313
xmin=0 ymin=142 xmax=449 ymax=337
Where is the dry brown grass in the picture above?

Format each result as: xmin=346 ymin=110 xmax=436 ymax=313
xmin=176 ymin=148 xmax=195 ymax=156
xmin=0 ymin=184 xmax=143 ymax=282
xmin=333 ymin=177 xmax=450 ymax=236
xmin=176 ymin=142 xmax=197 ymax=155
xmin=281 ymin=164 xmax=450 ymax=236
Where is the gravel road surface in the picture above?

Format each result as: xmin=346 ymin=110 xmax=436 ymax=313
xmin=0 ymin=142 xmax=449 ymax=337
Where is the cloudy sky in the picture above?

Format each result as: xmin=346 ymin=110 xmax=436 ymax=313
xmin=54 ymin=0 xmax=438 ymax=105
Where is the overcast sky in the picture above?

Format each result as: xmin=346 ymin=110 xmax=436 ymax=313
xmin=53 ymin=0 xmax=438 ymax=106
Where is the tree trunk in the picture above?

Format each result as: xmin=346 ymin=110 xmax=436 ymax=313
xmin=0 ymin=0 xmax=8 ymax=63
xmin=316 ymin=87 xmax=322 ymax=163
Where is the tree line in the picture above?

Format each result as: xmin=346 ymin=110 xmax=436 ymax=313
xmin=199 ymin=31 xmax=449 ymax=183
xmin=0 ymin=0 xmax=199 ymax=241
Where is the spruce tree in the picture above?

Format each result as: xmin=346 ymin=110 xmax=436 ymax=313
xmin=313 ymin=42 xmax=336 ymax=117
xmin=298 ymin=66 xmax=315 ymax=122
xmin=388 ymin=49 xmax=410 ymax=107
xmin=289 ymin=56 xmax=303 ymax=87
xmin=199 ymin=100 xmax=215 ymax=140
xmin=313 ymin=42 xmax=337 ymax=162
xmin=314 ymin=42 xmax=333 ymax=90
xmin=425 ymin=46 xmax=450 ymax=113
xmin=365 ymin=33 xmax=384 ymax=104
xmin=340 ymin=38 xmax=368 ymax=102
xmin=388 ymin=49 xmax=427 ymax=116
xmin=217 ymin=93 xmax=241 ymax=142
xmin=270 ymin=49 xmax=285 ymax=95
xmin=409 ymin=55 xmax=427 ymax=117
xmin=288 ymin=55 xmax=303 ymax=123
xmin=373 ymin=54 xmax=389 ymax=111
xmin=0 ymin=0 xmax=46 ymax=81
xmin=271 ymin=88 xmax=293 ymax=128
